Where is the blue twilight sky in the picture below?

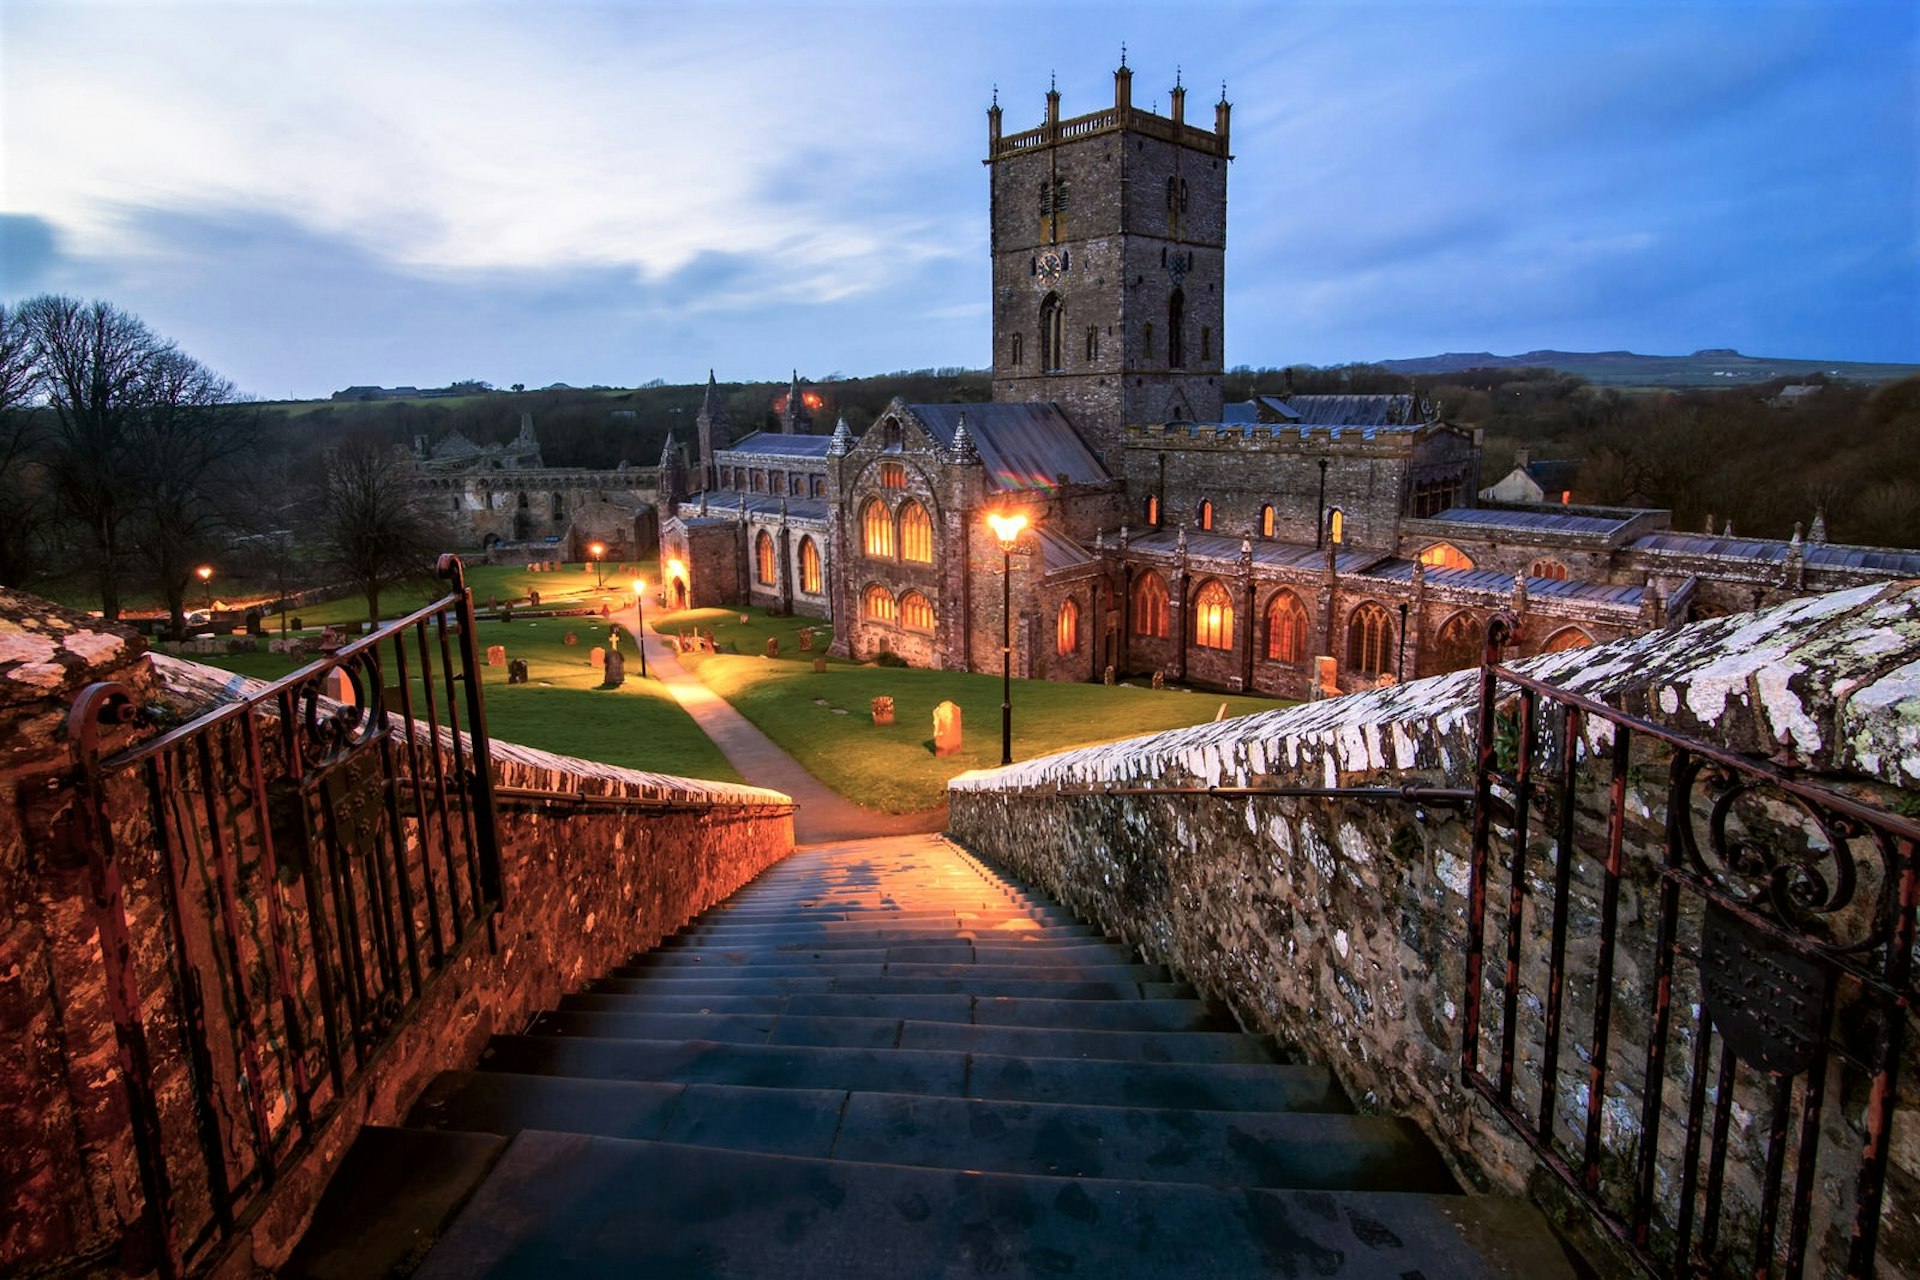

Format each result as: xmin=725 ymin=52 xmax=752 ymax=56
xmin=1 ymin=0 xmax=1914 ymax=400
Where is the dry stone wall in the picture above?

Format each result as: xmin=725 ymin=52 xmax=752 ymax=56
xmin=948 ymin=581 xmax=1920 ymax=1272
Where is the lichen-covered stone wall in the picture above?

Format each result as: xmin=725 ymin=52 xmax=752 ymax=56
xmin=0 ymin=606 xmax=793 ymax=1277
xmin=948 ymin=581 xmax=1920 ymax=1272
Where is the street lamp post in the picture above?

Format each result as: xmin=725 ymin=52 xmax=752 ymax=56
xmin=196 ymin=564 xmax=214 ymax=612
xmin=632 ymin=580 xmax=648 ymax=679
xmin=986 ymin=511 xmax=1030 ymax=767
xmin=590 ymin=542 xmax=607 ymax=590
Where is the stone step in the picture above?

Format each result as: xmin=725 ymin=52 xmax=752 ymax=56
xmin=663 ymin=922 xmax=1106 ymax=947
xmin=695 ymin=904 xmax=1082 ymax=925
xmin=623 ymin=940 xmax=1141 ymax=968
xmin=526 ymin=1010 xmax=1279 ymax=1063
xmin=411 ymin=1133 xmax=1578 ymax=1279
xmin=605 ymin=960 xmax=1174 ymax=983
xmin=478 ymin=1036 xmax=1348 ymax=1112
xmin=407 ymin=1074 xmax=1443 ymax=1192
xmin=561 ymin=991 xmax=1240 ymax=1032
xmin=585 ymin=974 xmax=1199 ymax=1001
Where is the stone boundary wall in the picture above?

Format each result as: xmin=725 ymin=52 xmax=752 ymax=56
xmin=1 ymin=607 xmax=793 ymax=1276
xmin=947 ymin=581 xmax=1920 ymax=1271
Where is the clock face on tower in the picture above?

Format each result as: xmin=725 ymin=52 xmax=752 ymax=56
xmin=1036 ymin=250 xmax=1066 ymax=284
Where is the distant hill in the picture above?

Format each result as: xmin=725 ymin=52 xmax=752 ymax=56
xmin=1377 ymin=348 xmax=1918 ymax=389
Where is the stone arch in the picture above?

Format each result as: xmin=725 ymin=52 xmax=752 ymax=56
xmin=899 ymin=499 xmax=934 ymax=564
xmin=1040 ymin=292 xmax=1065 ymax=371
xmin=1431 ymin=610 xmax=1482 ymax=674
xmin=1346 ymin=601 xmax=1394 ymax=677
xmin=861 ymin=583 xmax=896 ymax=622
xmin=1130 ymin=570 xmax=1169 ymax=639
xmin=1263 ymin=589 xmax=1308 ymax=663
xmin=1192 ymin=578 xmax=1233 ymax=650
xmin=861 ymin=498 xmax=894 ymax=558
xmin=755 ymin=530 xmax=777 ymax=585
xmin=1543 ymin=626 xmax=1594 ymax=653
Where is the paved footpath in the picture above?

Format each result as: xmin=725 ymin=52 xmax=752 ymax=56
xmin=617 ymin=604 xmax=946 ymax=845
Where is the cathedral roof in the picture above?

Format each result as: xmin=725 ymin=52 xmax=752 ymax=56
xmin=899 ymin=402 xmax=1108 ymax=491
xmin=725 ymin=433 xmax=835 ymax=458
xmin=1631 ymin=533 xmax=1920 ymax=576
xmin=1034 ymin=528 xmax=1099 ymax=574
xmin=1364 ymin=558 xmax=1647 ymax=609
xmin=1421 ymin=506 xmax=1645 ymax=540
xmin=677 ymin=491 xmax=831 ymax=523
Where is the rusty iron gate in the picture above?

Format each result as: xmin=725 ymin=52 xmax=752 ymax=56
xmin=66 ymin=555 xmax=503 ymax=1276
xmin=1464 ymin=614 xmax=1920 ymax=1278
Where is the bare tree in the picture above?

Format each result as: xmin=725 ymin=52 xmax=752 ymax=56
xmin=314 ymin=437 xmax=444 ymax=624
xmin=0 ymin=304 xmax=48 ymax=587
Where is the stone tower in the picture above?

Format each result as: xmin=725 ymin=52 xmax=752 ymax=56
xmin=695 ymin=370 xmax=730 ymax=490
xmin=986 ymin=59 xmax=1230 ymax=465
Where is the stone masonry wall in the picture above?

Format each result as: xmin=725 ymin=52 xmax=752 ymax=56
xmin=948 ymin=581 xmax=1920 ymax=1273
xmin=0 ymin=611 xmax=794 ymax=1277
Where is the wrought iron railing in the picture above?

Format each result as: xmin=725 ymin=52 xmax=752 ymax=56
xmin=1465 ymin=614 xmax=1920 ymax=1278
xmin=65 ymin=555 xmax=503 ymax=1277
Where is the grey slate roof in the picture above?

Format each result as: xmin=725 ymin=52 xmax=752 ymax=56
xmin=676 ymin=491 xmax=830 ymax=523
xmin=1250 ymin=394 xmax=1421 ymax=427
xmin=724 ymin=433 xmax=835 ymax=459
xmin=1632 ymin=533 xmax=1920 ymax=576
xmin=1423 ymin=506 xmax=1643 ymax=538
xmin=1364 ymin=558 xmax=1646 ymax=608
xmin=902 ymin=403 xmax=1108 ymax=491
xmin=1122 ymin=530 xmax=1381 ymax=574
xmin=1035 ymin=528 xmax=1098 ymax=574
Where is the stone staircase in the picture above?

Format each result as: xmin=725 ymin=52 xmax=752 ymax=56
xmin=287 ymin=834 xmax=1574 ymax=1277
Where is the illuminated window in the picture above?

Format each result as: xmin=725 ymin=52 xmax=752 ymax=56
xmin=900 ymin=500 xmax=933 ymax=563
xmin=1544 ymin=626 xmax=1593 ymax=653
xmin=1264 ymin=591 xmax=1307 ymax=662
xmin=862 ymin=585 xmax=896 ymax=622
xmin=1530 ymin=558 xmax=1569 ymax=581
xmin=755 ymin=531 xmax=776 ymax=585
xmin=1198 ymin=499 xmax=1213 ymax=532
xmin=862 ymin=499 xmax=894 ymax=558
xmin=900 ymin=590 xmax=934 ymax=631
xmin=1056 ymin=598 xmax=1080 ymax=655
xmin=1193 ymin=579 xmax=1233 ymax=650
xmin=1260 ymin=505 xmax=1275 ymax=538
xmin=1146 ymin=494 xmax=1161 ymax=525
xmin=1418 ymin=543 xmax=1474 ymax=571
xmin=1040 ymin=293 xmax=1064 ymax=371
xmin=1346 ymin=602 xmax=1393 ymax=677
xmin=1328 ymin=508 xmax=1345 ymax=544
xmin=1433 ymin=612 xmax=1481 ymax=673
xmin=1131 ymin=571 xmax=1169 ymax=639
xmin=799 ymin=537 xmax=821 ymax=594
xmin=879 ymin=462 xmax=906 ymax=489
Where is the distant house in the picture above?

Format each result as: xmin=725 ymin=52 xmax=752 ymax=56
xmin=1768 ymin=384 xmax=1822 ymax=408
xmin=1480 ymin=449 xmax=1580 ymax=504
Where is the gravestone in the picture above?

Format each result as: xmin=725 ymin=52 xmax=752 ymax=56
xmin=324 ymin=667 xmax=356 ymax=706
xmin=797 ymin=629 xmax=813 ymax=652
xmin=292 ymin=616 xmax=303 ymax=631
xmin=245 ymin=610 xmax=265 ymax=636
xmin=507 ymin=658 xmax=529 ymax=684
xmin=765 ymin=637 xmax=779 ymax=658
xmin=1103 ymin=664 xmax=1116 ymax=686
xmin=1151 ymin=670 xmax=1165 ymax=690
xmin=933 ymin=701 xmax=963 ymax=757
xmin=486 ymin=645 xmax=506 ymax=666
xmin=529 ymin=590 xmax=541 ymax=608
xmin=738 ymin=614 xmax=749 ymax=624
xmin=589 ymin=647 xmax=606 ymax=668
xmin=870 ymin=696 xmax=895 ymax=725
xmin=1314 ymin=655 xmax=1339 ymax=699
xmin=813 ymin=656 xmax=827 ymax=674
xmin=563 ymin=631 xmax=578 ymax=646
xmin=1215 ymin=703 xmax=1229 ymax=721
xmin=604 ymin=649 xmax=626 ymax=686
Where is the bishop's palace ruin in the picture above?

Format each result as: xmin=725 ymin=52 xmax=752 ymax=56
xmin=437 ymin=62 xmax=1920 ymax=698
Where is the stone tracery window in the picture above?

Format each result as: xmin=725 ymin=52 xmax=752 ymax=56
xmin=879 ymin=462 xmax=907 ymax=489
xmin=1056 ymin=597 xmax=1080 ymax=655
xmin=755 ymin=531 xmax=776 ymax=585
xmin=799 ymin=537 xmax=822 ymax=594
xmin=1346 ymin=602 xmax=1394 ymax=677
xmin=1264 ymin=591 xmax=1307 ymax=663
xmin=1432 ymin=611 xmax=1481 ymax=674
xmin=899 ymin=500 xmax=933 ymax=564
xmin=1418 ymin=542 xmax=1474 ymax=571
xmin=862 ymin=584 xmax=896 ymax=622
xmin=1193 ymin=579 xmax=1233 ymax=650
xmin=900 ymin=590 xmax=934 ymax=631
xmin=862 ymin=499 xmax=894 ymax=558
xmin=1131 ymin=571 xmax=1169 ymax=639
xmin=1530 ymin=558 xmax=1570 ymax=581
xmin=1040 ymin=293 xmax=1065 ymax=371
xmin=1544 ymin=626 xmax=1593 ymax=652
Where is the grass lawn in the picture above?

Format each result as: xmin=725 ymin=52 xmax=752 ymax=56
xmin=189 ymin=612 xmax=740 ymax=785
xmin=650 ymin=605 xmax=836 ymax=664
xmin=290 ymin=561 xmax=658 ymax=628
xmin=654 ymin=603 xmax=1280 ymax=812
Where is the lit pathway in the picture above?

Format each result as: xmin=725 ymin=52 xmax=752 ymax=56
xmin=616 ymin=604 xmax=946 ymax=845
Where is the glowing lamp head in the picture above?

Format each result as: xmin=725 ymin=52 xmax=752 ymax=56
xmin=986 ymin=511 xmax=1029 ymax=550
xmin=631 ymin=579 xmax=645 ymax=596
xmin=589 ymin=542 xmax=606 ymax=559
xmin=195 ymin=565 xmax=213 ymax=583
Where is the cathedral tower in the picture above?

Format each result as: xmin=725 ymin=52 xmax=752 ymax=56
xmin=986 ymin=58 xmax=1230 ymax=464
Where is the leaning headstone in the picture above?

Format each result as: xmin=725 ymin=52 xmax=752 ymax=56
xmin=871 ymin=695 xmax=895 ymax=725
xmin=1150 ymin=670 xmax=1165 ymax=690
xmin=603 ymin=649 xmax=626 ymax=686
xmin=486 ymin=645 xmax=506 ymax=666
xmin=507 ymin=658 xmax=529 ymax=684
xmin=933 ymin=701 xmax=963 ymax=757
xmin=563 ymin=631 xmax=578 ymax=646
xmin=1215 ymin=703 xmax=1229 ymax=721
xmin=324 ymin=666 xmax=356 ymax=706
xmin=765 ymin=637 xmax=779 ymax=658
xmin=1103 ymin=664 xmax=1116 ymax=686
xmin=589 ymin=646 xmax=606 ymax=668
xmin=292 ymin=616 xmax=303 ymax=631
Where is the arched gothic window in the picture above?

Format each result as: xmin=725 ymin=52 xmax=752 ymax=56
xmin=862 ymin=499 xmax=894 ymax=558
xmin=900 ymin=591 xmax=934 ymax=631
xmin=1418 ymin=543 xmax=1474 ymax=571
xmin=1432 ymin=612 xmax=1481 ymax=674
xmin=1010 ymin=332 xmax=1024 ymax=367
xmin=1260 ymin=504 xmax=1275 ymax=538
xmin=1040 ymin=293 xmax=1065 ymax=371
xmin=899 ymin=500 xmax=933 ymax=564
xmin=1168 ymin=289 xmax=1186 ymax=368
xmin=1264 ymin=591 xmax=1307 ymax=663
xmin=1328 ymin=508 xmax=1346 ymax=545
xmin=1346 ymin=602 xmax=1394 ymax=677
xmin=1056 ymin=598 xmax=1080 ymax=655
xmin=1198 ymin=499 xmax=1214 ymax=531
xmin=862 ymin=585 xmax=896 ymax=622
xmin=755 ymin=531 xmax=776 ymax=585
xmin=1193 ymin=579 xmax=1233 ymax=650
xmin=1544 ymin=626 xmax=1594 ymax=653
xmin=1530 ymin=558 xmax=1570 ymax=581
xmin=1145 ymin=494 xmax=1161 ymax=526
xmin=799 ymin=537 xmax=822 ymax=594
xmin=1131 ymin=571 xmax=1169 ymax=639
